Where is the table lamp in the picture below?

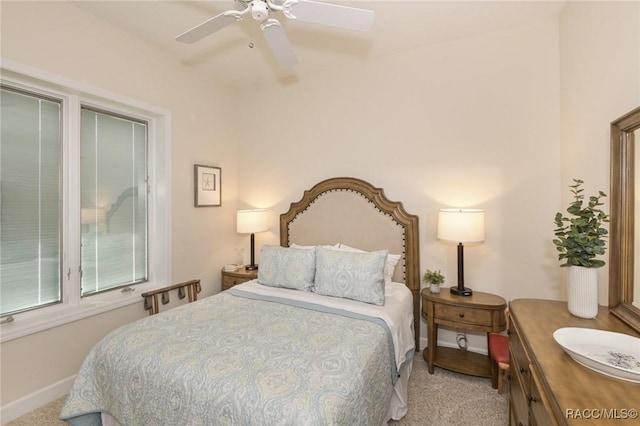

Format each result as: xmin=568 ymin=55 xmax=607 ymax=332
xmin=437 ymin=208 xmax=485 ymax=296
xmin=237 ymin=209 xmax=269 ymax=270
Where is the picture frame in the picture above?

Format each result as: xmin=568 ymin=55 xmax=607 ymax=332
xmin=194 ymin=164 xmax=221 ymax=207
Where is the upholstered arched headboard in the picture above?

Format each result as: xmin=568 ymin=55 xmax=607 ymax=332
xmin=280 ymin=177 xmax=420 ymax=351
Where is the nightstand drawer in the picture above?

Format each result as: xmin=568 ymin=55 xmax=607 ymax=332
xmin=434 ymin=303 xmax=492 ymax=326
xmin=221 ymin=267 xmax=258 ymax=291
xmin=222 ymin=275 xmax=251 ymax=290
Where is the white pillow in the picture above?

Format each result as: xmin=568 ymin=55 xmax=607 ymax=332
xmin=337 ymin=243 xmax=401 ymax=285
xmin=313 ymin=246 xmax=386 ymax=305
xmin=257 ymin=245 xmax=316 ymax=291
xmin=290 ymin=243 xmax=338 ymax=250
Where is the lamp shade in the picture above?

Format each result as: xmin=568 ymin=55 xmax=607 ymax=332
xmin=437 ymin=209 xmax=485 ymax=243
xmin=237 ymin=209 xmax=269 ymax=234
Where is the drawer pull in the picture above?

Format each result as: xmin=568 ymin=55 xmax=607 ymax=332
xmin=520 ymin=367 xmax=528 ymax=374
xmin=459 ymin=312 xmax=465 ymax=318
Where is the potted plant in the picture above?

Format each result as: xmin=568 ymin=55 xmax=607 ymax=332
xmin=553 ymin=179 xmax=609 ymax=318
xmin=423 ymin=269 xmax=445 ymax=294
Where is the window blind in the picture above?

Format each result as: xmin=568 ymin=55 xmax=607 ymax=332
xmin=0 ymin=87 xmax=62 ymax=315
xmin=80 ymin=108 xmax=148 ymax=295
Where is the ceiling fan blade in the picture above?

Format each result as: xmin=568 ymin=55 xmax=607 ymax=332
xmin=261 ymin=19 xmax=298 ymax=68
xmin=282 ymin=0 xmax=374 ymax=32
xmin=176 ymin=10 xmax=244 ymax=44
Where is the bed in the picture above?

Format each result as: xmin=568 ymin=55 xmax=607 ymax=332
xmin=61 ymin=177 xmax=421 ymax=425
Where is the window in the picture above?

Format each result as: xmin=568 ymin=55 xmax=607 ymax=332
xmin=0 ymin=87 xmax=62 ymax=315
xmin=0 ymin=61 xmax=170 ymax=342
xmin=80 ymin=108 xmax=148 ymax=296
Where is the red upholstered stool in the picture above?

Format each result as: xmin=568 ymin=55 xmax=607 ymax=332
xmin=489 ymin=307 xmax=510 ymax=394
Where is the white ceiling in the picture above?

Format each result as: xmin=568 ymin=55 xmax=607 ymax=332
xmin=71 ymin=0 xmax=566 ymax=88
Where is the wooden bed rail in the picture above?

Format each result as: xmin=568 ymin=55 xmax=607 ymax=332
xmin=141 ymin=279 xmax=202 ymax=315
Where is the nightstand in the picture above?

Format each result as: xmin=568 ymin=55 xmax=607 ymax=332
xmin=421 ymin=289 xmax=506 ymax=388
xmin=221 ymin=267 xmax=258 ymax=290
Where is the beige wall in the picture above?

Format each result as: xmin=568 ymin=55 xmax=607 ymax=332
xmin=234 ymin=2 xmax=639 ymax=353
xmin=560 ymin=1 xmax=640 ymax=303
xmin=236 ymin=20 xmax=563 ymax=312
xmin=0 ymin=1 xmax=241 ymax=408
xmin=239 ymin=21 xmax=564 ymax=348
xmin=0 ymin=0 xmax=639 ymax=417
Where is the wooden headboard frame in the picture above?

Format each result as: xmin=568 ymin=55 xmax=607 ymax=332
xmin=280 ymin=177 xmax=421 ymax=351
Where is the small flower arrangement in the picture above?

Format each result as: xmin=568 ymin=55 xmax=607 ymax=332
xmin=423 ymin=269 xmax=445 ymax=293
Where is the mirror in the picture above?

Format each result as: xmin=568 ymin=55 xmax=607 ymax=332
xmin=636 ymin=127 xmax=640 ymax=309
xmin=609 ymin=106 xmax=640 ymax=332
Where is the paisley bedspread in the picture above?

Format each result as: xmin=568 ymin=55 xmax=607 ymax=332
xmin=60 ymin=283 xmax=408 ymax=426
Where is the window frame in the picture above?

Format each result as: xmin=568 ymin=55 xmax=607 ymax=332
xmin=0 ymin=60 xmax=171 ymax=343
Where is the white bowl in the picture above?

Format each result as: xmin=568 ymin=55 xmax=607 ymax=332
xmin=553 ymin=327 xmax=640 ymax=383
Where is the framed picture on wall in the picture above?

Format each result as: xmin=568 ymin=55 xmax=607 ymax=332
xmin=194 ymin=164 xmax=221 ymax=207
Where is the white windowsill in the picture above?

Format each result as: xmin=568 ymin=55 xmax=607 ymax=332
xmin=0 ymin=284 xmax=158 ymax=343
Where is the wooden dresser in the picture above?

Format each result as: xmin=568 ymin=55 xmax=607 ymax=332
xmin=509 ymin=299 xmax=640 ymax=426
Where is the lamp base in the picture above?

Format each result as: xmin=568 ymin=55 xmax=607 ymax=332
xmin=245 ymin=264 xmax=259 ymax=271
xmin=450 ymin=286 xmax=473 ymax=296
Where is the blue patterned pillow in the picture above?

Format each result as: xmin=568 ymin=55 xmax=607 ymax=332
xmin=257 ymin=245 xmax=316 ymax=291
xmin=313 ymin=246 xmax=387 ymax=305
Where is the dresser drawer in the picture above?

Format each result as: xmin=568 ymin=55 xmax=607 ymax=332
xmin=529 ymin=364 xmax=557 ymax=426
xmin=510 ymin=319 xmax=530 ymax=379
xmin=509 ymin=347 xmax=530 ymax=426
xmin=510 ymin=317 xmax=533 ymax=425
xmin=434 ymin=303 xmax=493 ymax=326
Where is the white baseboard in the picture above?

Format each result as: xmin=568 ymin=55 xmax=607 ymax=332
xmin=0 ymin=375 xmax=75 ymax=425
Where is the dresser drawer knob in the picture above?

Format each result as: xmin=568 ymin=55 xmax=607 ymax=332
xmin=459 ymin=312 xmax=465 ymax=318
xmin=520 ymin=367 xmax=528 ymax=374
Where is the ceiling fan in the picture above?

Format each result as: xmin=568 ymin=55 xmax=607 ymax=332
xmin=175 ymin=0 xmax=375 ymax=68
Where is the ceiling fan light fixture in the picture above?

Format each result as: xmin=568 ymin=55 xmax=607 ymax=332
xmin=251 ymin=0 xmax=269 ymax=21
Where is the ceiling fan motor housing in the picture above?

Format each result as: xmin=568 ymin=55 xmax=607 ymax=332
xmin=251 ymin=0 xmax=269 ymax=21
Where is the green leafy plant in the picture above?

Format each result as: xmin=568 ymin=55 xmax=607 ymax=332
xmin=423 ymin=269 xmax=445 ymax=286
xmin=553 ymin=179 xmax=609 ymax=268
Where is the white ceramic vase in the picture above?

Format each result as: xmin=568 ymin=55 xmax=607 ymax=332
xmin=567 ymin=265 xmax=598 ymax=319
xmin=429 ymin=284 xmax=441 ymax=294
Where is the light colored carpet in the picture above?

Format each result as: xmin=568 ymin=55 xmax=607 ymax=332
xmin=390 ymin=354 xmax=508 ymax=425
xmin=7 ymin=352 xmax=508 ymax=425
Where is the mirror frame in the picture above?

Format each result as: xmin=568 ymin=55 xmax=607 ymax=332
xmin=609 ymin=106 xmax=640 ymax=333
